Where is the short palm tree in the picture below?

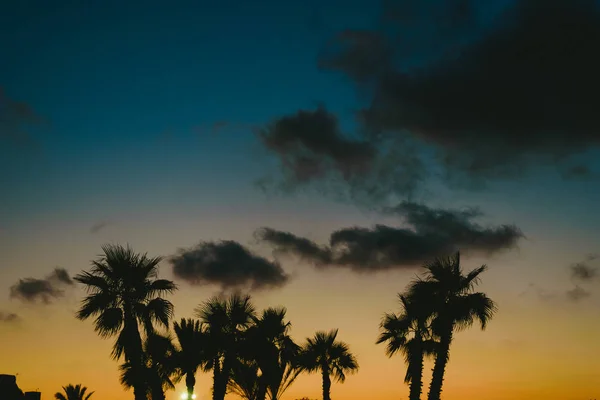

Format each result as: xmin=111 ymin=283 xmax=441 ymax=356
xmin=173 ymin=318 xmax=207 ymax=399
xmin=233 ymin=307 xmax=301 ymax=400
xmin=74 ymin=244 xmax=177 ymax=400
xmin=408 ymin=252 xmax=497 ymax=400
xmin=377 ymin=294 xmax=437 ymax=400
xmin=299 ymin=329 xmax=359 ymax=400
xmin=195 ymin=293 xmax=256 ymax=400
xmin=120 ymin=333 xmax=177 ymax=400
xmin=54 ymin=384 xmax=94 ymax=400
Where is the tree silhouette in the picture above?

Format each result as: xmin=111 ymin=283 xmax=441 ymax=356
xmin=231 ymin=307 xmax=302 ymax=400
xmin=120 ymin=333 xmax=177 ymax=400
xmin=229 ymin=358 xmax=261 ymax=400
xmin=299 ymin=329 xmax=359 ymax=400
xmin=408 ymin=252 xmax=497 ymax=400
xmin=377 ymin=294 xmax=437 ymax=400
xmin=74 ymin=244 xmax=177 ymax=400
xmin=54 ymin=384 xmax=94 ymax=400
xmin=173 ymin=318 xmax=207 ymax=399
xmin=195 ymin=293 xmax=256 ymax=400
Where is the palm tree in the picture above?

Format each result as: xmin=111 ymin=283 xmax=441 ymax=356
xmin=299 ymin=329 xmax=359 ymax=400
xmin=229 ymin=358 xmax=261 ymax=400
xmin=408 ymin=252 xmax=497 ymax=400
xmin=54 ymin=384 xmax=94 ymax=400
xmin=195 ymin=293 xmax=256 ymax=400
xmin=120 ymin=333 xmax=178 ymax=400
xmin=377 ymin=294 xmax=437 ymax=400
xmin=232 ymin=307 xmax=302 ymax=400
xmin=74 ymin=244 xmax=177 ymax=400
xmin=173 ymin=318 xmax=207 ymax=399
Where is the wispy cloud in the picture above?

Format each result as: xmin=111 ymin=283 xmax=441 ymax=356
xmin=0 ymin=87 xmax=47 ymax=147
xmin=90 ymin=221 xmax=109 ymax=234
xmin=0 ymin=311 xmax=20 ymax=323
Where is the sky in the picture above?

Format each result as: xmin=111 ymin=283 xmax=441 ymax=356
xmin=1 ymin=0 xmax=600 ymax=399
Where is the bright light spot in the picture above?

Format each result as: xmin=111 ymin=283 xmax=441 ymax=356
xmin=192 ymin=395 xmax=197 ymax=399
xmin=180 ymin=393 xmax=197 ymax=400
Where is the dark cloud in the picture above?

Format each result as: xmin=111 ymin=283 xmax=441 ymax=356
xmin=260 ymin=0 xmax=600 ymax=198
xmin=259 ymin=106 xmax=376 ymax=183
xmin=257 ymin=106 xmax=426 ymax=203
xmin=90 ymin=221 xmax=109 ymax=234
xmin=256 ymin=201 xmax=523 ymax=272
xmin=0 ymin=311 xmax=20 ymax=323
xmin=169 ymin=240 xmax=290 ymax=291
xmin=0 ymin=88 xmax=46 ymax=146
xmin=325 ymin=0 xmax=600 ymax=183
xmin=566 ymin=285 xmax=592 ymax=302
xmin=9 ymin=268 xmax=74 ymax=304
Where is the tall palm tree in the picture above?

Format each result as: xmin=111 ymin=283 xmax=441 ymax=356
xmin=173 ymin=318 xmax=207 ymax=399
xmin=74 ymin=244 xmax=177 ymax=400
xmin=408 ymin=252 xmax=497 ymax=400
xmin=54 ymin=384 xmax=94 ymax=400
xmin=195 ymin=293 xmax=256 ymax=400
xmin=299 ymin=329 xmax=359 ymax=400
xmin=377 ymin=294 xmax=437 ymax=400
xmin=120 ymin=333 xmax=178 ymax=400
xmin=234 ymin=307 xmax=302 ymax=400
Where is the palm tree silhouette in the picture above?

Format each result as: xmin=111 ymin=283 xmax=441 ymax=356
xmin=54 ymin=384 xmax=94 ymax=400
xmin=377 ymin=294 xmax=437 ymax=400
xmin=299 ymin=329 xmax=359 ymax=400
xmin=173 ymin=318 xmax=207 ymax=399
xmin=229 ymin=358 xmax=261 ymax=400
xmin=195 ymin=293 xmax=256 ymax=400
xmin=74 ymin=244 xmax=177 ymax=400
xmin=235 ymin=307 xmax=302 ymax=400
xmin=120 ymin=333 xmax=177 ymax=400
xmin=408 ymin=252 xmax=497 ymax=400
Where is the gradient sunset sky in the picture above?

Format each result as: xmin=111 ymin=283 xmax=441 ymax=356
xmin=2 ymin=1 xmax=600 ymax=399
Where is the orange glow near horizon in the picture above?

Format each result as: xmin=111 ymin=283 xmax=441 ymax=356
xmin=2 ymin=266 xmax=599 ymax=400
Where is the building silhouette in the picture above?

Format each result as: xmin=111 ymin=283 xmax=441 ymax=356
xmin=0 ymin=374 xmax=40 ymax=400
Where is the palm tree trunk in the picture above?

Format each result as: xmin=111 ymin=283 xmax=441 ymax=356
xmin=321 ymin=369 xmax=331 ymax=400
xmin=186 ymin=373 xmax=196 ymax=399
xmin=123 ymin=306 xmax=146 ymax=400
xmin=151 ymin=384 xmax=166 ymax=400
xmin=408 ymin=353 xmax=424 ymax=400
xmin=428 ymin=331 xmax=453 ymax=400
xmin=212 ymin=359 xmax=221 ymax=400
xmin=215 ymin=356 xmax=232 ymax=400
xmin=256 ymin=375 xmax=267 ymax=400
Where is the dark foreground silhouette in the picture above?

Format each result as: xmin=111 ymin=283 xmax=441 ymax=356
xmin=6 ymin=245 xmax=497 ymax=400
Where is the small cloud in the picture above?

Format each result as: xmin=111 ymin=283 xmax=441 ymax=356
xmin=257 ymin=201 xmax=523 ymax=272
xmin=169 ymin=240 xmax=290 ymax=291
xmin=570 ymin=262 xmax=598 ymax=282
xmin=566 ymin=285 xmax=592 ymax=302
xmin=0 ymin=87 xmax=47 ymax=146
xmin=90 ymin=221 xmax=109 ymax=234
xmin=0 ymin=311 xmax=20 ymax=323
xmin=9 ymin=267 xmax=74 ymax=304
xmin=518 ymin=283 xmax=558 ymax=302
